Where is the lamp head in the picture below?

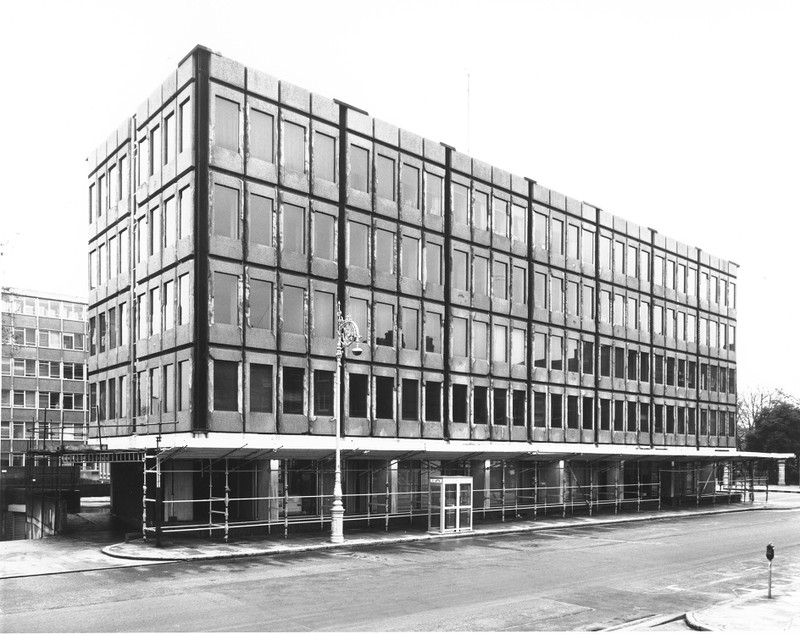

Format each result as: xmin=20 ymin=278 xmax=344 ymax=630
xmin=351 ymin=344 xmax=364 ymax=357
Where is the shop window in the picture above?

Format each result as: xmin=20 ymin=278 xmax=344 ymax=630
xmin=215 ymin=96 xmax=239 ymax=152
xmin=284 ymin=122 xmax=306 ymax=173
xmin=375 ymin=376 xmax=394 ymax=419
xmin=314 ymin=132 xmax=335 ymax=182
xmin=493 ymin=388 xmax=507 ymax=425
xmin=213 ymin=360 xmax=238 ymax=411
xmin=425 ymin=381 xmax=441 ymax=422
xmin=250 ymin=109 xmax=273 ymax=162
xmin=401 ymin=379 xmax=418 ymax=420
xmin=213 ymin=184 xmax=239 ymax=239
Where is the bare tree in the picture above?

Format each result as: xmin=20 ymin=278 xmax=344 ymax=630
xmin=737 ymin=387 xmax=800 ymax=449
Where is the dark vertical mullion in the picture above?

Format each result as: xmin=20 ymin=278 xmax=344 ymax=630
xmin=335 ymin=101 xmax=349 ymax=437
xmin=240 ymin=73 xmax=249 ymax=435
xmin=649 ymin=229 xmax=656 ymax=448
xmin=525 ymin=178 xmax=536 ymax=442
xmin=593 ymin=206 xmax=601 ymax=445
xmin=442 ymin=144 xmax=454 ymax=439
xmin=695 ymin=249 xmax=702 ymax=451
xmin=193 ymin=47 xmax=211 ymax=431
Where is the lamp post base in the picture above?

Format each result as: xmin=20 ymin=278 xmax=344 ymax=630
xmin=330 ymin=502 xmax=345 ymax=543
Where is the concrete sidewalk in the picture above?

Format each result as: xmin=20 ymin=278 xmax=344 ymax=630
xmin=685 ymin=582 xmax=800 ymax=631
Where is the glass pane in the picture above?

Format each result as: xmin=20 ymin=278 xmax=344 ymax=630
xmin=249 ymin=194 xmax=272 ymax=246
xmin=284 ymin=122 xmax=305 ymax=173
xmin=215 ymin=97 xmax=239 ymax=151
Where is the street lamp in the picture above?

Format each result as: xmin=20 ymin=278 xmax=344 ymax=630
xmin=331 ymin=302 xmax=362 ymax=543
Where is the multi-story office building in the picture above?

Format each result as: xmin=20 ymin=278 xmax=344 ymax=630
xmin=1 ymin=288 xmax=89 ymax=466
xmin=87 ymin=45 xmax=763 ymax=539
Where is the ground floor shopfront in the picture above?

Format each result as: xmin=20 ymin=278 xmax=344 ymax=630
xmin=96 ymin=435 xmax=788 ymax=543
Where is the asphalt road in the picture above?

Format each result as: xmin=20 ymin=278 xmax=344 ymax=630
xmin=2 ymin=501 xmax=799 ymax=632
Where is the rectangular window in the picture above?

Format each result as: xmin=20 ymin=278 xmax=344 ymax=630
xmin=582 ymin=341 xmax=594 ymax=375
xmin=179 ymin=99 xmax=191 ymax=154
xmin=348 ymin=221 xmax=369 ymax=269
xmin=150 ymin=126 xmax=161 ymax=175
xmin=178 ymin=361 xmax=189 ymax=411
xmin=582 ymin=229 xmax=594 ymax=264
xmin=453 ymin=249 xmax=468 ymax=290
xmin=249 ymin=278 xmax=272 ymax=330
xmin=375 ymin=229 xmax=394 ymax=274
xmin=534 ymin=332 xmax=546 ymax=368
xmin=375 ymin=303 xmax=394 ymax=347
xmin=492 ymin=197 xmax=508 ymax=236
xmin=473 ymin=191 xmax=488 ymax=230
xmin=567 ymin=224 xmax=579 ymax=259
xmin=613 ymin=400 xmax=625 ymax=431
xmin=567 ymin=338 xmax=580 ymax=373
xmin=582 ymin=286 xmax=594 ymax=320
xmin=512 ymin=204 xmax=526 ymax=242
xmin=283 ymin=203 xmax=305 ymax=254
xmin=614 ymin=241 xmax=624 ymax=274
xmin=314 ymin=132 xmax=336 ymax=182
xmin=401 ymin=379 xmax=418 ymax=420
xmin=313 ymin=370 xmax=334 ymax=416
xmin=473 ymin=321 xmax=487 ymax=359
xmin=512 ymin=328 xmax=525 ymax=366
xmin=163 ymin=281 xmax=174 ymax=331
xmin=179 ymin=186 xmax=192 ymax=239
xmin=513 ymin=266 xmax=526 ymax=304
xmin=654 ymin=255 xmax=664 ymax=286
xmin=627 ymin=402 xmax=637 ymax=432
xmin=425 ymin=311 xmax=442 ymax=354
xmin=425 ymin=173 xmax=443 ymax=215
xmin=453 ymin=183 xmax=469 ymax=225
xmin=250 ymin=364 xmax=273 ymax=413
xmin=613 ymin=294 xmax=624 ymax=327
xmin=567 ymin=281 xmax=579 ymax=315
xmin=600 ymin=344 xmax=611 ymax=376
xmin=599 ymin=236 xmax=611 ymax=270
xmin=550 ymin=335 xmax=563 ymax=370
xmin=284 ymin=121 xmax=306 ymax=173
xmin=425 ymin=381 xmax=441 ymax=422
xmin=282 ymin=367 xmax=304 ymax=414
xmin=534 ymin=392 xmax=547 ymax=427
xmin=375 ymin=376 xmax=394 ymax=419
xmin=451 ymin=317 xmax=468 ymax=357
xmin=551 ymin=394 xmax=563 ymax=428
xmin=401 ymin=235 xmax=419 ymax=279
xmin=640 ymin=250 xmax=650 ymax=282
xmin=426 ymin=243 xmax=442 ymax=286
xmin=534 ymin=272 xmax=547 ymax=309
xmin=402 ymin=307 xmax=418 ymax=350
xmin=474 ymin=386 xmax=488 ymax=424
xmin=376 ymin=155 xmax=395 ymax=201
xmin=551 ymin=277 xmax=563 ymax=313
xmin=474 ymin=256 xmax=488 ymax=295
xmin=213 ymin=360 xmax=238 ymax=411
xmin=627 ymin=297 xmax=637 ymax=329
xmin=640 ymin=351 xmax=650 ymax=382
xmin=350 ymin=145 xmax=369 ymax=192
xmin=453 ymin=384 xmax=468 ymax=423
xmin=314 ymin=290 xmax=335 ymax=338
xmin=213 ymin=184 xmax=239 ymax=239
xmin=493 ymin=388 xmax=507 ymax=425
xmin=250 ymin=109 xmax=274 ymax=162
xmin=582 ymin=396 xmax=594 ymax=430
xmin=163 ymin=364 xmax=174 ymax=413
xmin=627 ymin=349 xmax=637 ymax=381
xmin=655 ymin=354 xmax=664 ymax=384
xmin=350 ymin=298 xmax=368 ymax=340
xmin=215 ymin=96 xmax=239 ymax=151
xmin=492 ymin=324 xmax=507 ymax=363
xmin=402 ymin=164 xmax=419 ymax=208
xmin=164 ymin=113 xmax=175 ymax=164
xmin=213 ymin=272 xmax=238 ymax=325
xmin=614 ymin=346 xmax=625 ymax=379
xmin=313 ymin=212 xmax=335 ymax=261
xmin=493 ymin=261 xmax=508 ymax=299
xmin=534 ymin=212 xmax=548 ymax=248
xmin=349 ymin=374 xmax=369 ymax=417
xmin=283 ymin=286 xmax=305 ymax=335
xmin=250 ymin=194 xmax=273 ymax=247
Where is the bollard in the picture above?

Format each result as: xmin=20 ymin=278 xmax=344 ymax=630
xmin=766 ymin=542 xmax=775 ymax=598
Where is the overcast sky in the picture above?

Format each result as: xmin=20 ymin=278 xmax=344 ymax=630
xmin=1 ymin=0 xmax=797 ymax=396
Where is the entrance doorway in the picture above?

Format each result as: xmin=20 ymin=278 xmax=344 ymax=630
xmin=428 ymin=476 xmax=473 ymax=533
